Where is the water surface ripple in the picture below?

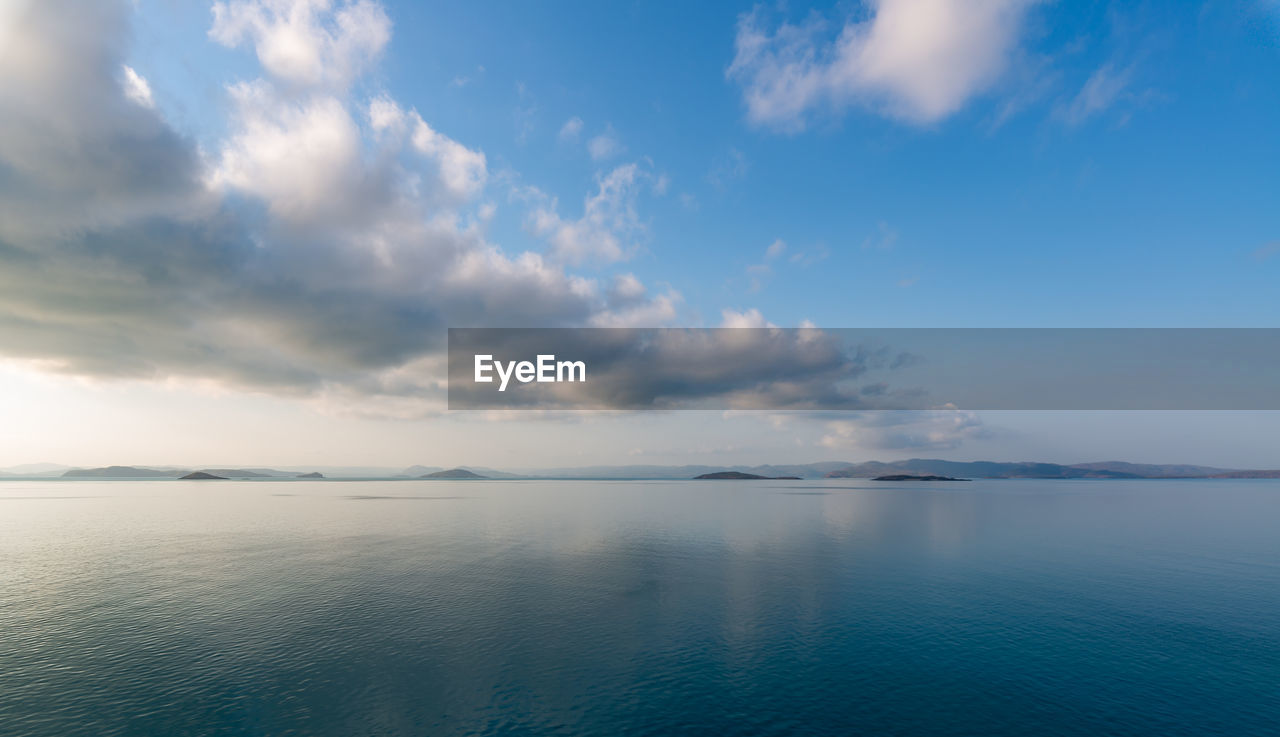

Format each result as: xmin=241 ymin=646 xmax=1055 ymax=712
xmin=2 ymin=479 xmax=1279 ymax=736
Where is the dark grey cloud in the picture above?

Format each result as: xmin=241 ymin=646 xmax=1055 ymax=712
xmin=448 ymin=328 xmax=934 ymax=410
xmin=447 ymin=328 xmax=1280 ymax=411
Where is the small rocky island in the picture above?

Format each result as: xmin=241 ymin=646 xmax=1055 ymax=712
xmin=421 ymin=468 xmax=487 ymax=479
xmin=180 ymin=471 xmax=227 ymax=480
xmin=694 ymin=471 xmax=802 ymax=480
xmin=296 ymin=472 xmax=324 ymax=479
xmin=872 ymin=474 xmax=968 ymax=481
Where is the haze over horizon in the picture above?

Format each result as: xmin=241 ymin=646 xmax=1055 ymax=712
xmin=2 ymin=0 xmax=1278 ymax=469
xmin=9 ymin=457 xmax=1280 ymax=484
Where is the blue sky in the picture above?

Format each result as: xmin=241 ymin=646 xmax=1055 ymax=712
xmin=127 ymin=0 xmax=1280 ymax=328
xmin=1 ymin=0 xmax=1278 ymax=468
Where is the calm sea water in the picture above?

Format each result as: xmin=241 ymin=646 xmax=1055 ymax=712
xmin=2 ymin=478 xmax=1279 ymax=736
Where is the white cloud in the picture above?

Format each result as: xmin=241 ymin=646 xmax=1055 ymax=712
xmin=406 ymin=108 xmax=487 ymax=200
xmin=211 ymin=82 xmax=486 ymax=227
xmin=587 ymin=126 xmax=623 ymax=160
xmin=720 ymin=308 xmax=776 ymax=329
xmin=121 ymin=65 xmax=154 ymax=108
xmin=524 ymin=163 xmax=649 ymax=265
xmin=213 ymin=82 xmax=364 ymax=222
xmin=210 ymin=0 xmax=391 ymax=90
xmin=728 ymin=0 xmax=1039 ymax=129
xmin=591 ymin=284 xmax=682 ymax=328
xmin=558 ymin=115 xmax=584 ymax=141
xmin=765 ymin=238 xmax=787 ymax=259
xmin=609 ymin=273 xmax=647 ymax=301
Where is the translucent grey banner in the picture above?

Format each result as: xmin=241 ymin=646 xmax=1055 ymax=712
xmin=447 ymin=328 xmax=1280 ymax=410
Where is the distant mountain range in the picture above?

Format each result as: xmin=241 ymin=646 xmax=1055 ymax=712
xmin=821 ymin=459 xmax=1280 ymax=479
xmin=477 ymin=460 xmax=1280 ymax=480
xmin=61 ymin=465 xmax=183 ymax=478
xmin=54 ymin=466 xmax=324 ymax=479
xmin=489 ymin=462 xmax=855 ymax=480
xmin=3 ymin=459 xmax=1277 ymax=480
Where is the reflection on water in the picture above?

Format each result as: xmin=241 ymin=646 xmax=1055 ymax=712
xmin=2 ymin=479 xmax=1279 ymax=736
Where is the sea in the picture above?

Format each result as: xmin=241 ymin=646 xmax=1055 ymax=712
xmin=2 ymin=478 xmax=1279 ymax=736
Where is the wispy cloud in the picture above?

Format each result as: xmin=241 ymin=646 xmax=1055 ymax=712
xmin=861 ymin=221 xmax=898 ymax=250
xmin=587 ymin=126 xmax=624 ymax=161
xmin=520 ymin=163 xmax=652 ymax=265
xmin=788 ymin=243 xmax=829 ymax=266
xmin=707 ymin=147 xmax=749 ymax=189
xmin=745 ymin=239 xmax=788 ymax=292
xmin=513 ymin=82 xmax=537 ymax=143
xmin=450 ymin=65 xmax=484 ymax=88
xmin=558 ymin=115 xmax=584 ymax=142
xmin=1059 ymin=62 xmax=1134 ymax=126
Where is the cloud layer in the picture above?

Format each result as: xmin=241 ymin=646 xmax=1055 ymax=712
xmin=0 ymin=0 xmax=677 ymax=414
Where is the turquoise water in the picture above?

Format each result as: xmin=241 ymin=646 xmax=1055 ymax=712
xmin=2 ymin=478 xmax=1279 ymax=736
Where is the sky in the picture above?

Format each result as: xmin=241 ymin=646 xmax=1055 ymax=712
xmin=0 ymin=0 xmax=1278 ymax=470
